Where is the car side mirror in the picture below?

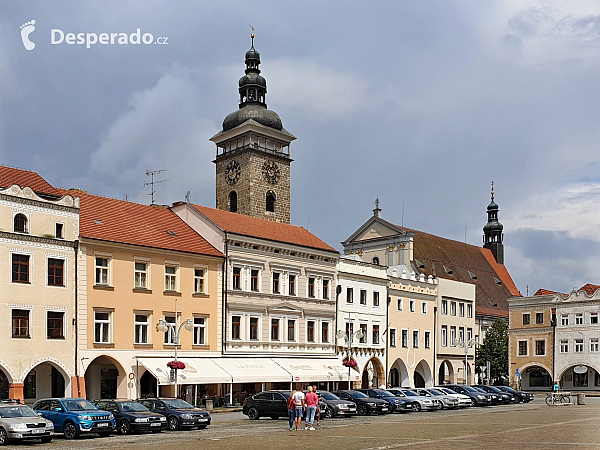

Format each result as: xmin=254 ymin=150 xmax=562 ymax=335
xmin=53 ymin=407 xmax=63 ymax=412
xmin=37 ymin=412 xmax=43 ymax=416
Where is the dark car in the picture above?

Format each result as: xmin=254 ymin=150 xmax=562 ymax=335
xmin=33 ymin=398 xmax=115 ymax=439
xmin=138 ymin=398 xmax=211 ymax=430
xmin=443 ymin=385 xmax=492 ymax=406
xmin=476 ymin=385 xmax=515 ymax=404
xmin=317 ymin=391 xmax=357 ymax=418
xmin=496 ymin=386 xmax=534 ymax=403
xmin=92 ymin=400 xmax=167 ymax=434
xmin=242 ymin=390 xmax=327 ymax=421
xmin=332 ymin=390 xmax=390 ymax=416
xmin=470 ymin=386 xmax=501 ymax=405
xmin=357 ymin=389 xmax=414 ymax=413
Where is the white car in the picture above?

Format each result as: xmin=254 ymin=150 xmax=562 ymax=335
xmin=435 ymin=387 xmax=472 ymax=407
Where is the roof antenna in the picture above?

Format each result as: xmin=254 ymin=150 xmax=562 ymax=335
xmin=145 ymin=169 xmax=168 ymax=205
xmin=402 ymin=202 xmax=404 ymax=227
xmin=526 ymin=285 xmax=529 ymax=296
xmin=464 ymin=221 xmax=467 ymax=243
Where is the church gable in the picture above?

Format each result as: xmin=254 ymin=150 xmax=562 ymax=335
xmin=343 ymin=216 xmax=408 ymax=245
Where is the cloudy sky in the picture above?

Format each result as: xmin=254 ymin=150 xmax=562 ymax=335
xmin=1 ymin=1 xmax=599 ymax=295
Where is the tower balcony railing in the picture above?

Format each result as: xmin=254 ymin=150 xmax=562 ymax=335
xmin=217 ymin=143 xmax=291 ymax=159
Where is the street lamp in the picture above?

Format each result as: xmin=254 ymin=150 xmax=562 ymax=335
xmin=336 ymin=328 xmax=365 ymax=389
xmin=156 ymin=317 xmax=193 ymax=396
xmin=453 ymin=338 xmax=475 ymax=384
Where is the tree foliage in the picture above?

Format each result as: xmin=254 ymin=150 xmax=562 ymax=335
xmin=475 ymin=319 xmax=508 ymax=382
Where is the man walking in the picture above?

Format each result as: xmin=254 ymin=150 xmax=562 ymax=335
xmin=292 ymin=387 xmax=305 ymax=431
xmin=304 ymin=386 xmax=318 ymax=430
xmin=313 ymin=385 xmax=322 ymax=426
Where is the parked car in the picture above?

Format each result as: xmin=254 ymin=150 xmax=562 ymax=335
xmin=92 ymin=399 xmax=167 ymax=434
xmin=357 ymin=389 xmax=414 ymax=413
xmin=332 ymin=390 xmax=391 ymax=415
xmin=33 ymin=398 xmax=115 ymax=439
xmin=242 ymin=390 xmax=327 ymax=421
xmin=0 ymin=400 xmax=54 ymax=445
xmin=387 ymin=388 xmax=441 ymax=411
xmin=316 ymin=391 xmax=357 ymax=418
xmin=412 ymin=388 xmax=460 ymax=409
xmin=434 ymin=387 xmax=472 ymax=407
xmin=138 ymin=398 xmax=211 ymax=430
xmin=495 ymin=386 xmax=534 ymax=403
xmin=443 ymin=385 xmax=492 ymax=406
xmin=476 ymin=385 xmax=515 ymax=404
xmin=470 ymin=386 xmax=501 ymax=404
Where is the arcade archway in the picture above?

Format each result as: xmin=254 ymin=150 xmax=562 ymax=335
xmin=361 ymin=357 xmax=385 ymax=388
xmin=389 ymin=358 xmax=410 ymax=387
xmin=414 ymin=360 xmax=433 ymax=388
xmin=84 ymin=355 xmax=127 ymax=400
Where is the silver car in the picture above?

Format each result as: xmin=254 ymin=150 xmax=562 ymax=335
xmin=387 ymin=388 xmax=441 ymax=411
xmin=0 ymin=401 xmax=54 ymax=445
xmin=435 ymin=387 xmax=472 ymax=407
xmin=414 ymin=388 xmax=459 ymax=409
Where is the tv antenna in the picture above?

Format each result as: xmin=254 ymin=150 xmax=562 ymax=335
xmin=145 ymin=169 xmax=168 ymax=205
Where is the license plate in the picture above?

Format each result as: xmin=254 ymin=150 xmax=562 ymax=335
xmin=382 ymin=407 xmax=388 ymax=411
xmin=30 ymin=429 xmax=45 ymax=434
xmin=197 ymin=418 xmax=208 ymax=422
xmin=151 ymin=423 xmax=161 ymax=427
xmin=349 ymin=409 xmax=356 ymax=412
xmin=97 ymin=422 xmax=109 ymax=427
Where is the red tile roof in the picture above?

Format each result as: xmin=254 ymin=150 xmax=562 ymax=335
xmin=578 ymin=283 xmax=600 ymax=296
xmin=77 ymin=194 xmax=223 ymax=257
xmin=0 ymin=165 xmax=63 ymax=196
xmin=192 ymin=204 xmax=337 ymax=252
xmin=534 ymin=288 xmax=557 ymax=296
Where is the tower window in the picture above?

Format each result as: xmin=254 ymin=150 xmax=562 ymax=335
xmin=14 ymin=213 xmax=28 ymax=233
xmin=266 ymin=192 xmax=275 ymax=213
xmin=229 ymin=191 xmax=238 ymax=212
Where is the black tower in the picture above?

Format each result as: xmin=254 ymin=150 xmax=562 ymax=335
xmin=483 ymin=181 xmax=504 ymax=264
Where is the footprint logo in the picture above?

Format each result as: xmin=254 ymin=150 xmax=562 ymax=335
xmin=20 ymin=20 xmax=36 ymax=50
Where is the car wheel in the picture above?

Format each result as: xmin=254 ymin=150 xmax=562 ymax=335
xmin=357 ymin=404 xmax=369 ymax=416
xmin=412 ymin=402 xmax=421 ymax=412
xmin=120 ymin=420 xmax=132 ymax=435
xmin=98 ymin=432 xmax=112 ymax=438
xmin=40 ymin=437 xmax=52 ymax=443
xmin=168 ymin=416 xmax=180 ymax=431
xmin=63 ymin=422 xmax=78 ymax=440
xmin=247 ymin=407 xmax=260 ymax=420
xmin=324 ymin=406 xmax=334 ymax=419
xmin=0 ymin=428 xmax=7 ymax=446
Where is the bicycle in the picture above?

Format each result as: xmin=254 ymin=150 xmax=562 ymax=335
xmin=545 ymin=391 xmax=571 ymax=406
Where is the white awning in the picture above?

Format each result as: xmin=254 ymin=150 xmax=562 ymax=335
xmin=272 ymin=358 xmax=358 ymax=383
xmin=211 ymin=358 xmax=292 ymax=383
xmin=136 ymin=357 xmax=232 ymax=385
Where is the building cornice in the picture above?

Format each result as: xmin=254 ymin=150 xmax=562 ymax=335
xmin=0 ymin=231 xmax=75 ymax=249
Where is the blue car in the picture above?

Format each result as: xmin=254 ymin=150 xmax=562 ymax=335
xmin=33 ymin=398 xmax=116 ymax=439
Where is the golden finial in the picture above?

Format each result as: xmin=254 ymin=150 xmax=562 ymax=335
xmin=249 ymin=25 xmax=255 ymax=45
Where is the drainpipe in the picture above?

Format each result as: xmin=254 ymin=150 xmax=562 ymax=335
xmin=222 ymin=232 xmax=228 ymax=355
xmin=385 ymin=291 xmax=390 ymax=385
xmin=433 ymin=305 xmax=437 ymax=387
xmin=551 ymin=307 xmax=557 ymax=385
xmin=73 ymin=239 xmax=80 ymax=397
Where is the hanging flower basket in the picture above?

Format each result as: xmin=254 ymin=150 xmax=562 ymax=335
xmin=167 ymin=360 xmax=186 ymax=370
xmin=343 ymin=360 xmax=358 ymax=368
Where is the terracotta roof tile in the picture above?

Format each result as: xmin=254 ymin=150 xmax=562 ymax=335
xmin=578 ymin=283 xmax=600 ymax=295
xmin=192 ymin=204 xmax=337 ymax=253
xmin=534 ymin=288 xmax=558 ymax=296
xmin=0 ymin=165 xmax=63 ymax=196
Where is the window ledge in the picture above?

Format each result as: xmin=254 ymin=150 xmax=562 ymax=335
xmin=192 ymin=293 xmax=210 ymax=298
xmin=192 ymin=344 xmax=210 ymax=349
xmin=11 ymin=281 xmax=31 ymax=285
xmin=163 ymin=344 xmax=181 ymax=348
xmin=93 ymin=343 xmax=115 ymax=348
xmin=133 ymin=288 xmax=153 ymax=294
xmin=47 ymin=337 xmax=65 ymax=340
xmin=163 ymin=290 xmax=182 ymax=296
xmin=94 ymin=285 xmax=114 ymax=291
xmin=134 ymin=343 xmax=154 ymax=348
xmin=12 ymin=336 xmax=31 ymax=339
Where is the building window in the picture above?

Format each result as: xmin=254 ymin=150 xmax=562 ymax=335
xmin=249 ymin=317 xmax=259 ymax=340
xmin=360 ymin=290 xmax=367 ymax=305
xmin=424 ymin=331 xmax=431 ymax=349
xmin=346 ymin=322 xmax=354 ymax=337
xmin=536 ymin=312 xmax=544 ymax=324
xmin=467 ymin=327 xmax=473 ymax=341
xmin=373 ymin=325 xmax=380 ymax=345
xmin=590 ymin=338 xmax=599 ymax=352
xmin=95 ymin=257 xmax=109 ymax=285
xmin=575 ymin=314 xmax=583 ymax=325
xmin=232 ymin=267 xmax=241 ymax=290
xmin=523 ymin=314 xmax=530 ymax=325
xmin=450 ymin=302 xmax=456 ymax=316
xmin=191 ymin=268 xmax=205 ymax=293
xmin=323 ymin=280 xmax=329 ymax=300
xmin=289 ymin=275 xmax=296 ymax=296
xmin=287 ymin=319 xmax=296 ymax=341
xmin=574 ymin=371 xmax=588 ymax=387
xmin=134 ymin=314 xmax=149 ymax=344
xmin=575 ymin=339 xmax=584 ymax=353
xmin=55 ymin=223 xmax=64 ymax=239
xmin=12 ymin=254 xmax=30 ymax=283
xmin=441 ymin=300 xmax=447 ymax=315
xmin=308 ymin=277 xmax=316 ymax=298
xmin=232 ymin=316 xmax=241 ymax=340
xmin=272 ymin=272 xmax=281 ymax=294
xmin=164 ymin=265 xmax=177 ymax=291
xmin=229 ymin=191 xmax=238 ymax=212
xmin=163 ymin=315 xmax=176 ymax=344
xmin=134 ymin=262 xmax=148 ymax=289
xmin=397 ymin=298 xmax=403 ymax=311
xmin=359 ymin=324 xmax=367 ymax=343
xmin=401 ymin=329 xmax=408 ymax=348
xmin=271 ymin=319 xmax=280 ymax=341
xmin=372 ymin=256 xmax=379 ymax=265
xmin=422 ymin=302 xmax=427 ymax=314
xmin=518 ymin=340 xmax=527 ymax=356
xmin=561 ymin=315 xmax=568 ymax=326
xmin=467 ymin=304 xmax=473 ymax=318
xmin=390 ymin=329 xmax=397 ymax=347
xmin=47 ymin=311 xmax=64 ymax=339
xmin=193 ymin=317 xmax=206 ymax=345
xmin=560 ymin=340 xmax=568 ymax=353
xmin=535 ymin=340 xmax=545 ymax=356
xmin=321 ymin=322 xmax=329 ymax=343
xmin=450 ymin=327 xmax=456 ymax=346
xmin=12 ymin=309 xmax=30 ymax=338
xmin=14 ymin=213 xmax=28 ymax=233
xmin=307 ymin=320 xmax=315 ymax=342
xmin=372 ymin=291 xmax=379 ymax=307
xmin=591 ymin=313 xmax=599 ymax=324
xmin=459 ymin=327 xmax=464 ymax=342
xmin=413 ymin=330 xmax=419 ymax=348
xmin=459 ymin=303 xmax=465 ymax=317
xmin=94 ymin=311 xmax=111 ymax=343
xmin=347 ymin=287 xmax=353 ymax=303
xmin=441 ymin=326 xmax=448 ymax=346
xmin=409 ymin=300 xmax=415 ymax=313
xmin=266 ymin=192 xmax=275 ymax=212
xmin=46 ymin=258 xmax=64 ymax=287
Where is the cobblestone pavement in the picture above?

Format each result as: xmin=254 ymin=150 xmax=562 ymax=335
xmin=5 ymin=398 xmax=600 ymax=450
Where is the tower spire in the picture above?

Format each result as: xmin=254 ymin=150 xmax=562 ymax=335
xmin=483 ymin=181 xmax=504 ymax=264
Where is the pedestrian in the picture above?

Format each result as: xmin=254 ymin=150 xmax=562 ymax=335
xmin=292 ymin=387 xmax=305 ymax=430
xmin=287 ymin=390 xmax=296 ymax=431
xmin=379 ymin=382 xmax=386 ymax=389
xmin=304 ymin=386 xmax=318 ymax=430
xmin=313 ymin=385 xmax=321 ymax=426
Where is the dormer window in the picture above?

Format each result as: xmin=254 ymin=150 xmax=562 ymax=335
xmin=14 ymin=213 xmax=27 ymax=233
xmin=372 ymin=257 xmax=380 ymax=265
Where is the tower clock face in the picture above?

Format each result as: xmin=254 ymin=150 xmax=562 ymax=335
xmin=262 ymin=161 xmax=280 ymax=184
xmin=225 ymin=160 xmax=241 ymax=185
